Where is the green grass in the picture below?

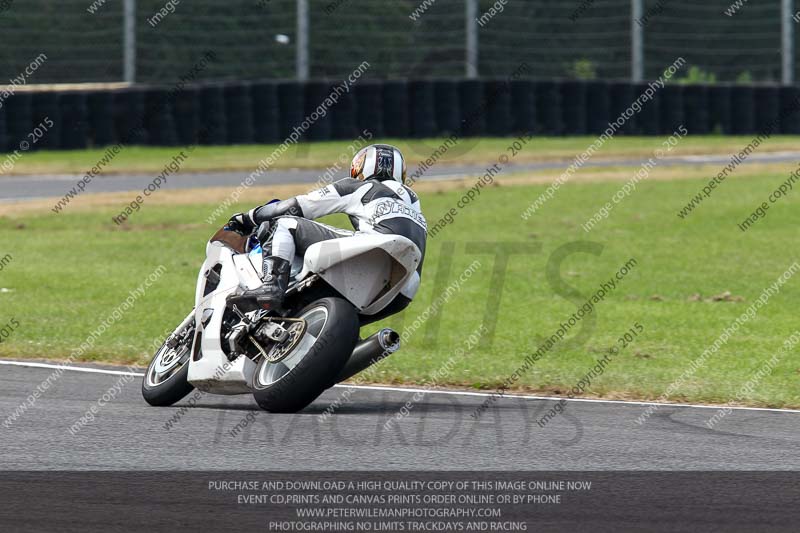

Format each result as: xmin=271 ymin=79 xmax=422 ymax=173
xmin=2 ymin=169 xmax=800 ymax=407
xmin=4 ymin=135 xmax=800 ymax=176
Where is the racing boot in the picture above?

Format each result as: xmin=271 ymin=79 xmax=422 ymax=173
xmin=229 ymin=256 xmax=291 ymax=312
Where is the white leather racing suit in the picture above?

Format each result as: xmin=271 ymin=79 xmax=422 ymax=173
xmin=249 ymin=177 xmax=427 ymax=305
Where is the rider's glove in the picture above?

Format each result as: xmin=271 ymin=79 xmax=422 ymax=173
xmin=225 ymin=211 xmax=256 ymax=236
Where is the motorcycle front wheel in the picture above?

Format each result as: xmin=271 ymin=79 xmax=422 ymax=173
xmin=252 ymin=297 xmax=358 ymax=413
xmin=142 ymin=312 xmax=196 ymax=407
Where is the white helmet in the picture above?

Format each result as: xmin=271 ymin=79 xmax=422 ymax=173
xmin=351 ymin=144 xmax=407 ymax=185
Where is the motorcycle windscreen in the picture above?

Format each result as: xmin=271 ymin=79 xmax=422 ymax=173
xmin=209 ymin=227 xmax=247 ymax=253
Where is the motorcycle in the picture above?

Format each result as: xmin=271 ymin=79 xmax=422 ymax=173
xmin=142 ymin=216 xmax=421 ymax=412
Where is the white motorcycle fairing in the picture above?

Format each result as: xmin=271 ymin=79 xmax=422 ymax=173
xmin=296 ymin=233 xmax=420 ymax=315
xmin=186 ymin=232 xmax=420 ymax=395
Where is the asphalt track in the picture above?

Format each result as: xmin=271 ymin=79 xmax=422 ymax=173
xmin=3 ymin=152 xmax=800 ymax=474
xmin=4 ymin=150 xmax=800 ymax=201
xmin=2 ymin=360 xmax=799 ymax=471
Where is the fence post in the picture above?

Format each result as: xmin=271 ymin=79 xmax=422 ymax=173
xmin=123 ymin=0 xmax=136 ymax=83
xmin=631 ymin=0 xmax=644 ymax=82
xmin=782 ymin=0 xmax=794 ymax=85
xmin=297 ymin=0 xmax=310 ymax=81
xmin=466 ymin=0 xmax=478 ymax=78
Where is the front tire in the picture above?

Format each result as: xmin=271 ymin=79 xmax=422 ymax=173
xmin=142 ymin=313 xmax=195 ymax=407
xmin=252 ymin=297 xmax=358 ymax=413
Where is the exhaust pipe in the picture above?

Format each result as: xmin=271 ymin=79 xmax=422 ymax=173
xmin=335 ymin=328 xmax=400 ymax=383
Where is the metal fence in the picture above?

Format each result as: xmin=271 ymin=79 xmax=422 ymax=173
xmin=0 ymin=0 xmax=798 ymax=85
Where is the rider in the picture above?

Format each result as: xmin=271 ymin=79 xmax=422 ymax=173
xmin=225 ymin=144 xmax=426 ymax=318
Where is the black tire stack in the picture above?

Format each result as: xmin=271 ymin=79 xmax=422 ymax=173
xmin=0 ymin=79 xmax=798 ymax=152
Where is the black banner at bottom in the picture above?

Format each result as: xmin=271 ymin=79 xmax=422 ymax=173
xmin=1 ymin=471 xmax=798 ymax=532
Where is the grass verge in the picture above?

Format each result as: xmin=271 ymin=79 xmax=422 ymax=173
xmin=2 ymin=166 xmax=800 ymax=408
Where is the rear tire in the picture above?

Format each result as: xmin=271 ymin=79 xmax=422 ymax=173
xmin=142 ymin=314 xmax=195 ymax=407
xmin=252 ymin=297 xmax=358 ymax=413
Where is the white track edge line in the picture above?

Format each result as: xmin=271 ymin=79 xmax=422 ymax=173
xmin=0 ymin=360 xmax=143 ymax=377
xmin=2 ymin=359 xmax=799 ymax=414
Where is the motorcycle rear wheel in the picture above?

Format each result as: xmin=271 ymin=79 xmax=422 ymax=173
xmin=252 ymin=297 xmax=358 ymax=413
